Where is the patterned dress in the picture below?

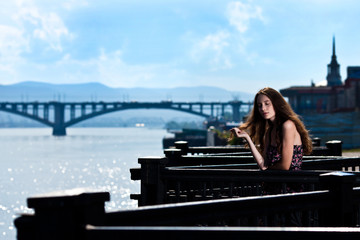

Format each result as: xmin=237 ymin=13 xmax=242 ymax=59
xmin=266 ymin=145 xmax=303 ymax=171
xmin=262 ymin=145 xmax=304 ymax=194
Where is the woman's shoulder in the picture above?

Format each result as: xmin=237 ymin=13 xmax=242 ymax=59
xmin=283 ymin=119 xmax=296 ymax=128
xmin=282 ymin=119 xmax=296 ymax=130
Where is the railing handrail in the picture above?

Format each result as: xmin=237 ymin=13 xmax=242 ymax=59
xmin=85 ymin=225 xmax=360 ymax=240
xmin=106 ymin=190 xmax=331 ymax=226
xmin=162 ymin=168 xmax=341 ymax=183
xmin=172 ymin=139 xmax=342 ymax=156
xmin=166 ymin=156 xmax=360 ymax=168
xmin=152 ymin=155 xmax=360 ymax=168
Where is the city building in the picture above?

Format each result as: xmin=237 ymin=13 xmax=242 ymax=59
xmin=280 ymin=37 xmax=360 ymax=114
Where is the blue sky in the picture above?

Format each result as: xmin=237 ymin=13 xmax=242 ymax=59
xmin=1 ymin=0 xmax=360 ymax=94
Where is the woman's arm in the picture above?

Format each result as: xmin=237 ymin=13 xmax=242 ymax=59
xmin=231 ymin=128 xmax=267 ymax=170
xmin=267 ymin=120 xmax=295 ymax=170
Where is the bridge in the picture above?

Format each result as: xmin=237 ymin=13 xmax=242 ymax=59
xmin=0 ymin=101 xmax=252 ymax=136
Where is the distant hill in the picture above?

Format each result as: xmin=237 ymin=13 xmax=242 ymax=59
xmin=0 ymin=81 xmax=253 ymax=102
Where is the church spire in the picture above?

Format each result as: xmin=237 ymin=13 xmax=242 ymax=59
xmin=331 ymin=35 xmax=338 ymax=63
xmin=326 ymin=36 xmax=342 ymax=86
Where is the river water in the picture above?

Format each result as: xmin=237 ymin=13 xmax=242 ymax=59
xmin=0 ymin=127 xmax=170 ymax=239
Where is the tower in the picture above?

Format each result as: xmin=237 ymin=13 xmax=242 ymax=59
xmin=326 ymin=36 xmax=342 ymax=86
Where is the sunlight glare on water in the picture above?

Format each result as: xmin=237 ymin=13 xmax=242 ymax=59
xmin=0 ymin=127 xmax=168 ymax=240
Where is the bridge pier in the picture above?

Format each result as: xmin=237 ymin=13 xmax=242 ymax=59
xmin=231 ymin=101 xmax=241 ymax=122
xmin=52 ymin=126 xmax=66 ymax=136
xmin=53 ymin=103 xmax=66 ymax=136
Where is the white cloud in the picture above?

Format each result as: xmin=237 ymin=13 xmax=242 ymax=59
xmin=0 ymin=25 xmax=28 ymax=78
xmin=94 ymin=49 xmax=192 ymax=88
xmin=97 ymin=49 xmax=157 ymax=87
xmin=62 ymin=0 xmax=89 ymax=10
xmin=190 ymin=30 xmax=233 ymax=70
xmin=188 ymin=1 xmax=266 ymax=71
xmin=0 ymin=25 xmax=28 ymax=56
xmin=15 ymin=6 xmax=73 ymax=52
xmin=226 ymin=1 xmax=265 ymax=33
xmin=2 ymin=47 xmax=189 ymax=88
xmin=0 ymin=0 xmax=76 ymax=83
xmin=0 ymin=0 xmax=271 ymax=90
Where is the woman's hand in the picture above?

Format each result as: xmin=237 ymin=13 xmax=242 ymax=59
xmin=230 ymin=127 xmax=266 ymax=170
xmin=230 ymin=127 xmax=249 ymax=139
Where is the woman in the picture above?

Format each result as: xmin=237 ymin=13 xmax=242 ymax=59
xmin=230 ymin=88 xmax=313 ymax=226
xmin=230 ymin=87 xmax=312 ymax=171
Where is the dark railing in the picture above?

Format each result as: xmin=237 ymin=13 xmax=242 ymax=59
xmin=129 ymin=139 xmax=342 ymax=182
xmin=130 ymin=137 xmax=357 ymax=206
xmin=131 ymin=155 xmax=360 ymax=206
xmin=14 ymin=172 xmax=360 ymax=240
xmin=107 ymin=172 xmax=360 ymax=227
xmin=16 ymin=138 xmax=359 ymax=240
xmin=172 ymin=139 xmax=342 ymax=156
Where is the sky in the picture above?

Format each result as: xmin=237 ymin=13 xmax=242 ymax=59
xmin=1 ymin=0 xmax=360 ymax=94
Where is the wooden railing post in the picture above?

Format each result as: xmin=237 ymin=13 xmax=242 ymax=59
xmin=312 ymin=137 xmax=321 ymax=147
xmin=14 ymin=190 xmax=109 ymax=240
xmin=174 ymin=141 xmax=189 ymax=155
xmin=325 ymin=140 xmax=342 ymax=156
xmin=163 ymin=148 xmax=182 ymax=166
xmin=138 ymin=156 xmax=168 ymax=206
xmin=320 ymin=171 xmax=355 ymax=226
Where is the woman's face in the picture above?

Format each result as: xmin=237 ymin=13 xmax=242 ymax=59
xmin=257 ymin=94 xmax=276 ymax=121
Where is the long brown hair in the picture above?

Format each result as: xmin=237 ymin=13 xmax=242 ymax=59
xmin=231 ymin=87 xmax=313 ymax=155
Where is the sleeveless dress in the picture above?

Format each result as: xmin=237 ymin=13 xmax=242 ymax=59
xmin=266 ymin=145 xmax=303 ymax=171
xmin=262 ymin=145 xmax=304 ymax=194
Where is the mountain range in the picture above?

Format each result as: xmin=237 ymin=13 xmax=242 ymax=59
xmin=0 ymin=81 xmax=253 ymax=102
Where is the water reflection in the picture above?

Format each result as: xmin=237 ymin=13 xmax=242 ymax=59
xmin=0 ymin=127 xmax=165 ymax=239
